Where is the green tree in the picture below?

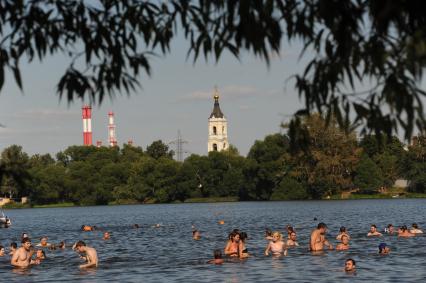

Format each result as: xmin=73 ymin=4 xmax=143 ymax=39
xmin=146 ymin=140 xmax=174 ymax=160
xmin=0 ymin=145 xmax=30 ymax=198
xmin=287 ymin=114 xmax=361 ymax=199
xmin=1 ymin=1 xmax=424 ymax=139
xmin=354 ymin=155 xmax=384 ymax=194
xmin=270 ymin=177 xmax=308 ymax=200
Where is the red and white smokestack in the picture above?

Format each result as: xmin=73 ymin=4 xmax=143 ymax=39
xmin=82 ymin=105 xmax=92 ymax=146
xmin=108 ymin=111 xmax=117 ymax=147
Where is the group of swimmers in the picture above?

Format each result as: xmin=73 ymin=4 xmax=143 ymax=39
xmin=203 ymin=222 xmax=423 ymax=273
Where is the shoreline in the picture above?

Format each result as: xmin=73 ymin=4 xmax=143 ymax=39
xmin=2 ymin=194 xmax=426 ymax=209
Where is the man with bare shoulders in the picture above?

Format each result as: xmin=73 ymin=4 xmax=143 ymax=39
xmin=367 ymin=224 xmax=382 ymax=237
xmin=11 ymin=238 xmax=40 ymax=268
xmin=74 ymin=241 xmax=98 ymax=268
xmin=336 ymin=234 xmax=350 ymax=250
xmin=310 ymin=223 xmax=333 ymax=251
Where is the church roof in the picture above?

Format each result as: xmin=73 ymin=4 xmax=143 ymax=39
xmin=209 ymin=95 xmax=224 ymax=118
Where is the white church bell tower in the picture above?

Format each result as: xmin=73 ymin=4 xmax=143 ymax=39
xmin=208 ymin=88 xmax=229 ymax=152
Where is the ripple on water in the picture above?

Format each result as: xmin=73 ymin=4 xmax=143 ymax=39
xmin=0 ymin=200 xmax=426 ymax=282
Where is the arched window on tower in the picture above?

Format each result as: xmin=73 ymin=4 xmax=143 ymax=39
xmin=223 ymin=143 xmax=226 ymax=149
xmin=213 ymin=126 xmax=217 ymax=135
xmin=213 ymin=143 xmax=218 ymax=151
xmin=222 ymin=126 xmax=225 ymax=134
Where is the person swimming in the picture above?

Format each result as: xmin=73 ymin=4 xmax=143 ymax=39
xmin=336 ymin=226 xmax=350 ymax=240
xmin=0 ymin=245 xmax=5 ymax=257
xmin=265 ymin=231 xmax=287 ymax=256
xmin=398 ymin=225 xmax=415 ymax=237
xmin=378 ymin=243 xmax=390 ymax=254
xmin=9 ymin=242 xmax=17 ymax=256
xmin=336 ymin=235 xmax=350 ymax=250
xmin=207 ymin=249 xmax=225 ymax=264
xmin=81 ymin=225 xmax=94 ymax=232
xmin=367 ymin=224 xmax=382 ymax=237
xmin=239 ymin=232 xmax=249 ymax=258
xmin=410 ymin=223 xmax=423 ymax=234
xmin=345 ymin=258 xmax=356 ymax=273
xmin=36 ymin=237 xmax=51 ymax=247
xmin=286 ymin=232 xmax=299 ymax=247
xmin=224 ymin=231 xmax=240 ymax=257
xmin=265 ymin=228 xmax=273 ymax=241
xmin=310 ymin=223 xmax=333 ymax=251
xmin=192 ymin=230 xmax=201 ymax=240
xmin=384 ymin=224 xmax=395 ymax=234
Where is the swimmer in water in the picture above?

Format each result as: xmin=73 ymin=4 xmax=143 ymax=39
xmin=11 ymin=237 xmax=40 ymax=268
xmin=286 ymin=225 xmax=295 ymax=238
xmin=58 ymin=241 xmax=66 ymax=249
xmin=336 ymin=234 xmax=350 ymax=250
xmin=344 ymin=258 xmax=356 ymax=273
xmin=378 ymin=243 xmax=390 ymax=254
xmin=81 ymin=225 xmax=93 ymax=232
xmin=310 ymin=223 xmax=333 ymax=251
xmin=36 ymin=237 xmax=51 ymax=247
xmin=192 ymin=230 xmax=201 ymax=240
xmin=74 ymin=241 xmax=98 ymax=268
xmin=336 ymin=226 xmax=350 ymax=240
xmin=224 ymin=231 xmax=240 ymax=257
xmin=367 ymin=224 xmax=382 ymax=237
xmin=207 ymin=249 xmax=225 ymax=264
xmin=410 ymin=223 xmax=423 ymax=234
xmin=398 ymin=225 xmax=415 ymax=237
xmin=265 ymin=229 xmax=273 ymax=241
xmin=239 ymin=232 xmax=249 ymax=258
xmin=384 ymin=224 xmax=395 ymax=234
xmin=103 ymin=232 xmax=111 ymax=240
xmin=265 ymin=231 xmax=287 ymax=256
xmin=286 ymin=232 xmax=299 ymax=247
xmin=0 ymin=245 xmax=5 ymax=256
xmin=9 ymin=242 xmax=17 ymax=256
xmin=35 ymin=249 xmax=46 ymax=260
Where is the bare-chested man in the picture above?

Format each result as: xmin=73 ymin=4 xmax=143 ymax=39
xmin=310 ymin=223 xmax=333 ymax=251
xmin=11 ymin=238 xmax=39 ymax=268
xmin=74 ymin=241 xmax=98 ymax=268
xmin=367 ymin=224 xmax=382 ymax=237
xmin=286 ymin=232 xmax=299 ymax=247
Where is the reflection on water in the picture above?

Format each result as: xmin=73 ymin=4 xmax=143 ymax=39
xmin=0 ymin=199 xmax=426 ymax=282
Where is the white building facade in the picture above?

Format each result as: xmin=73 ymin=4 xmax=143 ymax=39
xmin=208 ymin=90 xmax=229 ymax=152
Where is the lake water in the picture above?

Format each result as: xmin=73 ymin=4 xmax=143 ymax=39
xmin=0 ymin=199 xmax=425 ymax=282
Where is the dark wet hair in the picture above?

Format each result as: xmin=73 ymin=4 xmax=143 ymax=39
xmin=412 ymin=223 xmax=418 ymax=229
xmin=340 ymin=226 xmax=346 ymax=232
xmin=371 ymin=224 xmax=377 ymax=228
xmin=192 ymin=230 xmax=199 ymax=236
xmin=317 ymin=223 xmax=327 ymax=229
xmin=287 ymin=226 xmax=294 ymax=233
xmin=75 ymin=241 xmax=86 ymax=247
xmin=240 ymin=232 xmax=248 ymax=242
xmin=10 ymin=242 xmax=17 ymax=249
xmin=59 ymin=241 xmax=65 ymax=248
xmin=346 ymin=258 xmax=356 ymax=266
xmin=133 ymin=224 xmax=140 ymax=228
xmin=37 ymin=249 xmax=46 ymax=258
xmin=400 ymin=225 xmax=408 ymax=231
xmin=0 ymin=245 xmax=4 ymax=250
xmin=265 ymin=229 xmax=272 ymax=237
xmin=21 ymin=237 xmax=31 ymax=244
xmin=214 ymin=249 xmax=222 ymax=259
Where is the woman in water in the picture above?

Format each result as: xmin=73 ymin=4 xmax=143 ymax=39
xmin=224 ymin=231 xmax=241 ymax=257
xmin=239 ymin=232 xmax=249 ymax=258
xmin=336 ymin=226 xmax=350 ymax=240
xmin=265 ymin=231 xmax=287 ymax=256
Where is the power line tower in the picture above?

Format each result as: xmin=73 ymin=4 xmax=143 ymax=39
xmin=170 ymin=130 xmax=188 ymax=162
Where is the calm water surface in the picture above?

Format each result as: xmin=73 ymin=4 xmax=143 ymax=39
xmin=1 ymin=199 xmax=426 ymax=282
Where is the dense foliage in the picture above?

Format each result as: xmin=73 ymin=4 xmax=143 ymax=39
xmin=1 ymin=115 xmax=424 ymax=205
xmin=0 ymin=0 xmax=425 ymax=139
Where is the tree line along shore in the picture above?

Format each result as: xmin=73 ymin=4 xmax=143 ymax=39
xmin=1 ymin=114 xmax=425 ymax=207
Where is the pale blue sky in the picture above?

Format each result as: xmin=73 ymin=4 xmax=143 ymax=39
xmin=0 ymin=33 xmax=311 ymax=158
